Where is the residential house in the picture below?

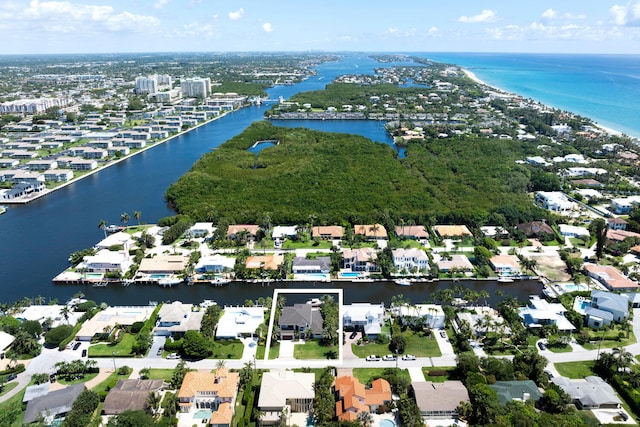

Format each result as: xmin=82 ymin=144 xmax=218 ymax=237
xmin=342 ymin=248 xmax=378 ymax=272
xmin=489 ymin=380 xmax=542 ymax=405
xmin=436 ymin=254 xmax=473 ymax=273
xmin=195 ymin=255 xmax=236 ymax=274
xmin=257 ymin=370 xmax=315 ymax=425
xmin=334 ymin=376 xmax=392 ymax=422
xmin=354 ymin=224 xmax=387 ymax=240
xmin=394 ymin=225 xmax=429 ymax=242
xmin=272 ymin=226 xmax=298 ymax=246
xmin=245 ymin=254 xmax=284 ymax=270
xmin=0 ymin=181 xmax=45 ymax=200
xmin=456 ymin=307 xmax=510 ymax=337
xmin=489 ymin=255 xmax=521 ymax=277
xmin=519 ymin=295 xmax=576 ymax=332
xmin=154 ymin=301 xmax=204 ymax=337
xmin=43 ymin=169 xmax=74 ymax=182
xmin=22 ymin=383 xmax=50 ymax=404
xmin=226 ymin=224 xmax=260 ymax=241
xmin=76 ymin=305 xmax=155 ymax=341
xmin=94 ymin=231 xmax=134 ymax=250
xmin=558 ymin=224 xmax=590 ymax=238
xmin=606 ymin=229 xmax=640 ymax=243
xmin=138 ymin=255 xmax=188 ymax=275
xmin=188 ymin=222 xmax=215 ymax=238
xmin=342 ymin=303 xmax=385 ymax=336
xmin=412 ymin=381 xmax=469 ymax=419
xmin=552 ymin=376 xmax=622 ymax=409
xmin=23 ymin=383 xmax=85 ymax=425
xmin=292 ymin=257 xmax=331 ymax=274
xmin=480 ymin=226 xmax=509 ymax=239
xmin=584 ymin=264 xmax=639 ymax=291
xmin=590 ymin=290 xmax=629 ymax=322
xmin=535 ymin=191 xmax=575 ymax=212
xmin=312 ymin=225 xmax=344 ymax=240
xmin=178 ymin=369 xmax=240 ymax=427
xmin=392 ymin=248 xmax=429 ymax=273
xmin=607 ymin=217 xmax=628 ymax=230
xmin=77 ymin=249 xmax=133 ymax=274
xmin=0 ymin=331 xmax=15 ymax=359
xmin=516 ymin=221 xmax=554 ymax=238
xmin=432 ymin=225 xmax=473 ymax=239
xmin=279 ymin=304 xmax=323 ymax=340
xmin=611 ymin=196 xmax=640 ymax=214
xmin=215 ymin=306 xmax=266 ymax=339
xmin=103 ymin=379 xmax=164 ymax=415
xmin=393 ymin=304 xmax=445 ymax=329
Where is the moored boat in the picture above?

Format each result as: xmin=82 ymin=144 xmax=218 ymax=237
xmin=395 ymin=278 xmax=411 ymax=286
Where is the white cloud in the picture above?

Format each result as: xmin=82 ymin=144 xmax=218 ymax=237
xmin=542 ymin=8 xmax=586 ymax=22
xmin=458 ymin=9 xmax=498 ymax=24
xmin=262 ymin=22 xmax=273 ymax=32
xmin=386 ymin=27 xmax=399 ymax=34
xmin=610 ymin=1 xmax=640 ymax=26
xmin=542 ymin=8 xmax=557 ymax=20
xmin=228 ymin=8 xmax=244 ymax=21
xmin=427 ymin=26 xmax=439 ymax=36
xmin=154 ymin=0 xmax=170 ymax=9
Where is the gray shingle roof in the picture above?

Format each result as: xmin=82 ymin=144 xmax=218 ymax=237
xmin=23 ymin=383 xmax=85 ymax=424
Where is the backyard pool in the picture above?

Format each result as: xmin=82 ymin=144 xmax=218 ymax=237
xmin=149 ymin=274 xmax=169 ymax=279
xmin=194 ymin=409 xmax=212 ymax=419
xmin=379 ymin=419 xmax=397 ymax=427
xmin=340 ymin=272 xmax=361 ymax=278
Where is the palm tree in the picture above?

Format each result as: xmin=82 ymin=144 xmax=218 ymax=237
xmin=98 ymin=219 xmax=107 ymax=238
xmin=145 ymin=391 xmax=161 ymax=415
xmin=133 ymin=211 xmax=142 ymax=228
xmin=357 ymin=411 xmax=373 ymax=427
xmin=120 ymin=212 xmax=130 ymax=228
xmin=215 ymin=359 xmax=226 ymax=370
xmin=369 ymin=223 xmax=380 ymax=240
xmin=60 ymin=306 xmax=70 ymax=325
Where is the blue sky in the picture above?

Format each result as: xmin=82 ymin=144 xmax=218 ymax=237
xmin=1 ymin=0 xmax=639 ymax=54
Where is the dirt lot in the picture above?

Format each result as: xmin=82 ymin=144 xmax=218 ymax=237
xmin=529 ymin=253 xmax=571 ymax=282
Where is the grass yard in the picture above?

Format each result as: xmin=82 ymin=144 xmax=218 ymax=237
xmin=57 ymin=371 xmax=99 ymax=385
xmin=351 ymin=331 xmax=441 ymax=358
xmin=351 ymin=341 xmax=391 ymax=358
xmin=90 ymin=370 xmax=133 ymax=395
xmin=88 ymin=333 xmax=136 ymax=357
xmin=0 ymin=382 xmax=18 ymax=398
xmin=0 ymin=385 xmax=27 ymax=427
xmin=282 ymin=240 xmax=332 ymax=250
xmin=145 ymin=369 xmax=174 ymax=383
xmin=352 ymin=368 xmax=411 ymax=386
xmin=582 ymin=330 xmax=636 ymax=350
xmin=422 ymin=367 xmax=457 ymax=383
xmin=269 ymin=343 xmax=280 ymax=360
xmin=293 ymin=341 xmax=336 ymax=360
xmin=210 ymin=339 xmax=244 ymax=359
xmin=548 ymin=345 xmax=573 ymax=353
xmin=292 ymin=368 xmax=327 ymax=382
xmin=554 ymin=361 xmax=595 ymax=379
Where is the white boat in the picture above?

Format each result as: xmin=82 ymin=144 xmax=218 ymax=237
xmin=158 ymin=277 xmax=182 ymax=287
xmin=354 ymin=276 xmax=374 ymax=283
xmin=395 ymin=278 xmax=411 ymax=286
xmin=210 ymin=277 xmax=231 ymax=285
xmin=497 ymin=277 xmax=514 ymax=283
xmin=0 ymin=206 xmax=6 ymax=215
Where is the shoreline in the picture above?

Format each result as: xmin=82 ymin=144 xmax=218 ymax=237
xmin=461 ymin=68 xmax=639 ymax=140
xmin=2 ymin=110 xmax=232 ymax=205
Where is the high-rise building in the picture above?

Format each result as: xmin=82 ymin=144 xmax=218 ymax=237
xmin=180 ymin=77 xmax=211 ymax=98
xmin=134 ymin=76 xmax=158 ymax=95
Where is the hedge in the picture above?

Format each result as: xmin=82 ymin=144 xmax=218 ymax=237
xmin=611 ymin=376 xmax=640 ymax=417
xmin=0 ymin=364 xmax=25 ymax=377
xmin=58 ymin=322 xmax=84 ymax=351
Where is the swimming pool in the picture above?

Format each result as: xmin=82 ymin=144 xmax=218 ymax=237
xmin=194 ymin=409 xmax=212 ymax=419
xmin=340 ymin=272 xmax=360 ymax=278
xmin=149 ymin=274 xmax=169 ymax=279
xmin=85 ymin=273 xmax=103 ymax=278
xmin=559 ymin=283 xmax=588 ymax=293
xmin=379 ymin=419 xmax=396 ymax=427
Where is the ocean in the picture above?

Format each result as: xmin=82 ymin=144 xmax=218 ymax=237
xmin=418 ymin=52 xmax=640 ymax=138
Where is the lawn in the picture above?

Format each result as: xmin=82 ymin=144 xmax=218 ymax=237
xmin=582 ymin=330 xmax=636 ymax=350
xmin=292 ymin=368 xmax=327 ymax=382
xmin=351 ymin=331 xmax=441 ymax=358
xmin=88 ymin=333 xmax=136 ymax=357
xmin=145 ymin=368 xmax=174 ymax=383
xmin=90 ymin=370 xmax=133 ymax=395
xmin=352 ymin=368 xmax=411 ymax=386
xmin=554 ymin=361 xmax=595 ymax=379
xmin=0 ymin=384 xmax=27 ymax=427
xmin=293 ymin=341 xmax=336 ymax=359
xmin=548 ymin=345 xmax=573 ymax=353
xmin=268 ymin=343 xmax=280 ymax=360
xmin=422 ymin=367 xmax=457 ymax=383
xmin=0 ymin=382 xmax=18 ymax=398
xmin=58 ymin=371 xmax=99 ymax=385
xmin=210 ymin=339 xmax=244 ymax=359
xmin=282 ymin=240 xmax=332 ymax=250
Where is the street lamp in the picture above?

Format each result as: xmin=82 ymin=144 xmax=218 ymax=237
xmin=112 ymin=351 xmax=116 ymax=372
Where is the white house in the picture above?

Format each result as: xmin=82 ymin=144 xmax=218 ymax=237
xmin=392 ymin=304 xmax=445 ymax=329
xmin=590 ymin=291 xmax=629 ymax=323
xmin=271 ymin=225 xmax=298 ymax=246
xmin=78 ymin=249 xmax=132 ymax=274
xmin=534 ymin=191 xmax=574 ymax=212
xmin=215 ymin=306 xmax=266 ymax=339
xmin=392 ymin=248 xmax=429 ymax=273
xmin=95 ymin=232 xmax=134 ymax=250
xmin=343 ymin=303 xmax=385 ymax=336
xmin=558 ymin=224 xmax=590 ymax=238
xmin=195 ymin=254 xmax=235 ymax=274
xmin=258 ymin=371 xmax=314 ymax=425
xmin=519 ymin=295 xmax=576 ymax=331
xmin=611 ymin=196 xmax=640 ymax=214
xmin=154 ymin=301 xmax=204 ymax=337
xmin=188 ymin=222 xmax=215 ymax=238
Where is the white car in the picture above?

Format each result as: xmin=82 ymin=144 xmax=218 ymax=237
xmin=401 ymin=354 xmax=416 ymax=361
xmin=382 ymin=354 xmax=397 ymax=361
xmin=365 ymin=355 xmax=381 ymax=361
xmin=166 ymin=353 xmax=181 ymax=360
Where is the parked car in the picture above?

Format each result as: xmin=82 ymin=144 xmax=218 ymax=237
xmin=167 ymin=353 xmax=180 ymax=360
xmin=401 ymin=354 xmax=416 ymax=361
xmin=81 ymin=349 xmax=87 ymax=357
xmin=5 ymin=373 xmax=17 ymax=382
xmin=382 ymin=354 xmax=397 ymax=361
xmin=73 ymin=342 xmax=81 ymax=350
xmin=66 ymin=341 xmax=75 ymax=350
xmin=365 ymin=355 xmax=381 ymax=361
xmin=538 ymin=342 xmax=547 ymax=350
xmin=440 ymin=330 xmax=447 ymax=338
xmin=157 ymin=348 xmax=163 ymax=356
xmin=49 ymin=373 xmax=56 ymax=383
xmin=349 ymin=331 xmax=358 ymax=339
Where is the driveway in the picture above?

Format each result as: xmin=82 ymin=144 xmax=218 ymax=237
xmin=278 ymin=340 xmax=295 ymax=359
xmin=147 ymin=336 xmax=167 ymax=360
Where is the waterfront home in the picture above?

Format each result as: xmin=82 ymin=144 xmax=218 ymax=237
xmin=456 ymin=307 xmax=510 ymax=337
xmin=0 ymin=331 xmax=15 ymax=359
xmin=584 ymin=264 xmax=639 ymax=291
xmin=354 ymin=224 xmax=387 ymax=240
xmin=279 ymin=304 xmax=323 ymax=340
xmin=393 ymin=304 xmax=445 ymax=329
xmin=2 ymin=170 xmax=44 ymax=184
xmin=154 ymin=301 xmax=204 ymax=337
xmin=195 ymin=254 xmax=235 ymax=274
xmin=432 ymin=224 xmax=472 ymax=239
xmin=516 ymin=221 xmax=554 ymax=238
xmin=558 ymin=224 xmax=590 ymax=238
xmin=188 ymin=222 xmax=215 ymax=238
xmin=490 ymin=380 xmax=542 ymax=404
xmin=69 ymin=159 xmax=98 ymax=170
xmin=0 ymin=181 xmax=46 ymax=200
xmin=215 ymin=306 xmax=266 ymax=339
xmin=245 ymin=254 xmax=284 ymax=270
xmin=342 ymin=303 xmax=385 ymax=336
xmin=23 ymin=383 xmax=50 ymax=404
xmin=226 ymin=224 xmax=260 ymax=241
xmin=435 ymin=254 xmax=473 ymax=274
xmin=95 ymin=231 xmax=135 ymax=250
xmin=103 ymin=379 xmax=164 ymax=415
xmin=392 ymin=248 xmax=429 ymax=273
xmin=551 ymin=376 xmax=622 ymax=410
xmin=43 ymin=169 xmax=74 ymax=182
xmin=18 ymin=304 xmax=82 ymax=328
xmin=334 ymin=376 xmax=391 ymax=422
xmin=412 ymin=381 xmax=469 ymax=420
xmin=519 ymin=295 xmax=576 ymax=332
xmin=257 ymin=370 xmax=315 ymax=425
xmin=178 ymin=368 xmax=240 ymax=426
xmin=23 ymin=383 xmax=85 ymax=425
xmin=138 ymin=255 xmax=188 ymax=275
xmin=589 ymin=290 xmax=629 ymax=323
xmin=311 ymin=225 xmax=344 ymax=240
xmin=76 ymin=305 xmax=155 ymax=341
xmin=342 ymin=247 xmax=378 ymax=272
xmin=26 ymin=159 xmax=58 ymax=171
xmin=394 ymin=224 xmax=429 ymax=242
xmin=489 ymin=255 xmax=521 ymax=277
xmin=77 ymin=249 xmax=133 ymax=274
xmin=291 ymin=256 xmax=330 ymax=274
